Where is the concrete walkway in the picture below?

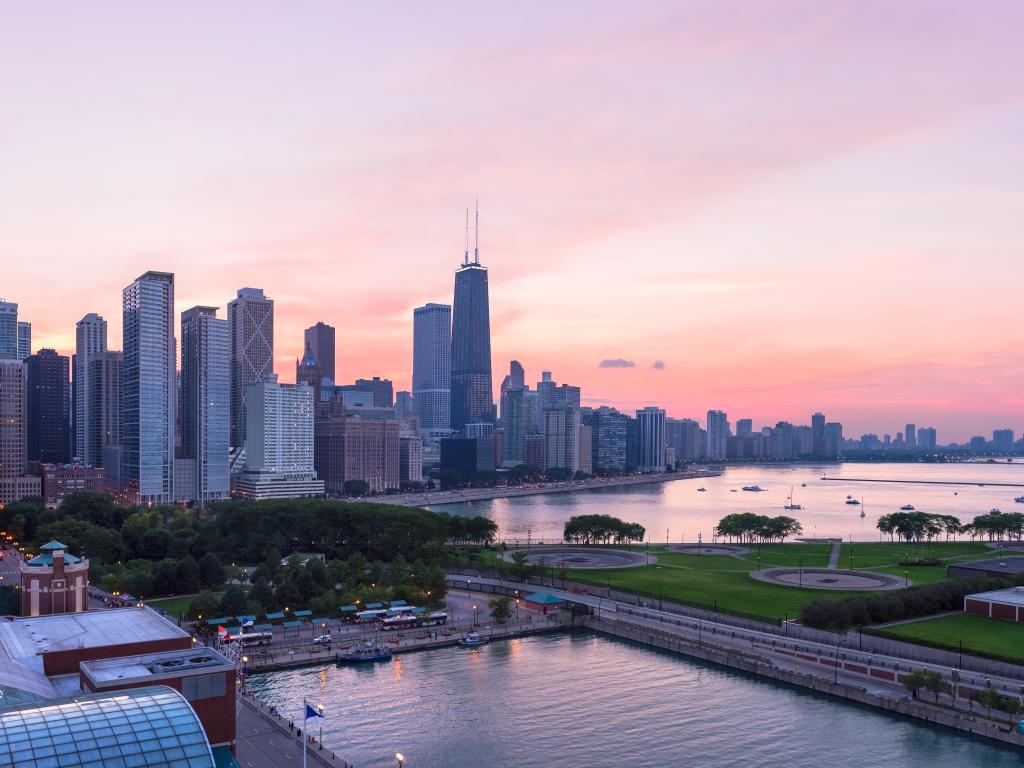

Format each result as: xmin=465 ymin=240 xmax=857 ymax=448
xmin=237 ymin=695 xmax=347 ymax=768
xmin=827 ymin=541 xmax=842 ymax=569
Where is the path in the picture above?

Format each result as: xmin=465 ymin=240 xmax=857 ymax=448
xmin=236 ymin=696 xmax=346 ymax=768
xmin=827 ymin=541 xmax=841 ymax=569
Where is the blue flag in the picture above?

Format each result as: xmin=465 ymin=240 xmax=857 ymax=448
xmin=305 ymin=703 xmax=325 ymax=727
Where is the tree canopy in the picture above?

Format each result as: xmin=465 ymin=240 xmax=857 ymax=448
xmin=563 ymin=514 xmax=645 ymax=545
xmin=714 ymin=513 xmax=802 ymax=543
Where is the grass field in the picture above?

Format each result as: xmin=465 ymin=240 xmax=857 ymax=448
xmin=838 ymin=542 xmax=1019 ymax=586
xmin=148 ymin=592 xmax=224 ymax=618
xmin=878 ymin=613 xmax=1024 ymax=664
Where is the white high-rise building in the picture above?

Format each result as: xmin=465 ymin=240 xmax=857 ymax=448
xmin=75 ymin=313 xmax=108 ymax=465
xmin=180 ymin=306 xmax=230 ymax=506
xmin=636 ymin=407 xmax=666 ymax=470
xmin=706 ymin=409 xmax=729 ymax=461
xmin=543 ymin=406 xmax=582 ymax=473
xmin=0 ymin=301 xmax=18 ymax=360
xmin=412 ymin=303 xmax=451 ymax=433
xmin=122 ymin=271 xmax=176 ymax=504
xmin=234 ymin=375 xmax=323 ymax=499
xmin=17 ymin=322 xmax=31 ymax=361
xmin=228 ymin=287 xmax=274 ymax=450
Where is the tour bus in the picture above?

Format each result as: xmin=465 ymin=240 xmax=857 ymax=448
xmin=380 ymin=611 xmax=448 ymax=632
xmin=355 ymin=609 xmax=389 ymax=624
xmin=225 ymin=631 xmax=274 ymax=647
xmin=385 ymin=606 xmax=417 ymax=618
xmin=421 ymin=611 xmax=448 ymax=627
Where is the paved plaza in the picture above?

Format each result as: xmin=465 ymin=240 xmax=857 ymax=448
xmin=503 ymin=547 xmax=653 ymax=569
xmin=750 ymin=567 xmax=910 ymax=590
xmin=666 ymin=544 xmax=750 ymax=555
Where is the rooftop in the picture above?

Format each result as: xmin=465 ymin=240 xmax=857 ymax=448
xmin=967 ymin=586 xmax=1024 ymax=608
xmin=81 ymin=647 xmax=233 ymax=686
xmin=525 ymin=592 xmax=564 ymax=605
xmin=0 ymin=608 xmax=191 ymax=664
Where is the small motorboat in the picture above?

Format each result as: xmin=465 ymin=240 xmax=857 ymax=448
xmin=900 ymin=504 xmax=915 ymax=511
xmin=845 ymin=498 xmax=861 ymax=505
xmin=742 ymin=485 xmax=766 ymax=492
xmin=338 ymin=641 xmax=392 ymax=663
xmin=1014 ymin=496 xmax=1024 ymax=504
xmin=697 ymin=487 xmax=706 ymax=492
xmin=991 ymin=508 xmax=1002 ymax=514
xmin=457 ymin=631 xmax=489 ymax=648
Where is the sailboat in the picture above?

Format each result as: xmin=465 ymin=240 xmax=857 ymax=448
xmin=784 ymin=485 xmax=802 ymax=510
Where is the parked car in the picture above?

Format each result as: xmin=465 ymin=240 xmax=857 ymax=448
xmin=313 ymin=634 xmax=334 ymax=646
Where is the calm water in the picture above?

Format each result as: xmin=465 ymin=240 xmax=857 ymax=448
xmin=431 ymin=462 xmax=1024 ymax=542
xmin=247 ymin=632 xmax=1023 ymax=768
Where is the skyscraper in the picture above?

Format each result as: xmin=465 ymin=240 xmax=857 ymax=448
xmin=90 ymin=351 xmax=122 ymax=480
xmin=17 ymin=322 xmax=31 ymax=360
xmin=905 ymin=424 xmax=916 ymax=449
xmin=811 ymin=412 xmax=826 ymax=455
xmin=993 ymin=429 xmax=1015 ymax=453
xmin=636 ymin=407 xmax=667 ymax=470
xmin=74 ymin=313 xmax=108 ymax=464
xmin=706 ymin=410 xmax=729 ymax=461
xmin=500 ymin=360 xmax=525 ymax=419
xmin=0 ymin=359 xmax=38 ymax=504
xmin=412 ymin=303 xmax=451 ymax=432
xmin=304 ymin=321 xmax=335 ymax=385
xmin=0 ymin=301 xmax=18 ymax=359
xmin=450 ymin=209 xmax=493 ymax=433
xmin=917 ymin=427 xmax=937 ymax=450
xmin=295 ymin=343 xmax=323 ymax=404
xmin=180 ymin=307 xmax=230 ymax=506
xmin=122 ymin=271 xmax=176 ymax=504
xmin=736 ymin=419 xmax=753 ymax=438
xmin=26 ymin=349 xmax=70 ymax=464
xmin=228 ymin=287 xmax=274 ymax=450
xmin=824 ymin=422 xmax=844 ymax=457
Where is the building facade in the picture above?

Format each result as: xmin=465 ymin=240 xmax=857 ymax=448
xmin=74 ymin=313 xmax=107 ymax=464
xmin=122 ymin=271 xmax=176 ymax=504
xmin=636 ymin=407 xmax=666 ymax=470
xmin=584 ymin=407 xmax=629 ymax=472
xmin=0 ymin=359 xmax=43 ymax=504
xmin=412 ymin=302 xmax=451 ymax=432
xmin=228 ymin=287 xmax=274 ymax=451
xmin=706 ymin=409 xmax=729 ymax=461
xmin=89 ymin=351 xmax=122 ymax=478
xmin=180 ymin=306 xmax=230 ymax=505
xmin=450 ymin=253 xmax=493 ymax=432
xmin=17 ymin=321 xmax=31 ymax=360
xmin=26 ymin=349 xmax=70 ymax=464
xmin=315 ymin=412 xmax=401 ymax=494
xmin=304 ymin=321 xmax=335 ymax=385
xmin=0 ymin=300 xmax=17 ymax=359
xmin=20 ymin=540 xmax=89 ymax=616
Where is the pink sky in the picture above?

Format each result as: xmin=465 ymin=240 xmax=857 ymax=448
xmin=3 ymin=2 xmax=1023 ymax=442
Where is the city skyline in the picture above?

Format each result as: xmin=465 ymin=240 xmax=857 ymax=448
xmin=4 ymin=3 xmax=1024 ymax=440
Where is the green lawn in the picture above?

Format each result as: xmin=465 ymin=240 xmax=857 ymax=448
xmin=878 ymin=613 xmax=1024 ymax=664
xmin=148 ymin=592 xmax=224 ymax=618
xmin=838 ymin=542 xmax=1019 ymax=586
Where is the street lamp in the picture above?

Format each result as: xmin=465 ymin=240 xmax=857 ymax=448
xmin=472 ymin=605 xmax=479 ymax=625
xmin=318 ymin=705 xmax=324 ymax=749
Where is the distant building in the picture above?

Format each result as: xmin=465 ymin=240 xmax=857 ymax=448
xmin=917 ymin=427 xmax=937 ymax=450
xmin=543 ymin=407 xmax=583 ymax=473
xmin=441 ymin=437 xmax=496 ymax=476
xmin=122 ymin=271 xmax=176 ymax=504
xmin=770 ymin=422 xmax=796 ymax=459
xmin=295 ymin=342 xmax=324 ymax=404
xmin=0 ymin=359 xmax=42 ymax=504
xmin=0 ymin=300 xmax=18 ymax=359
xmin=665 ymin=417 xmax=702 ymax=461
xmin=395 ymin=391 xmax=414 ymax=419
xmin=354 ymin=376 xmax=394 ymax=408
xmin=969 ymin=436 xmax=988 ymax=452
xmin=17 ymin=321 xmax=31 ymax=361
xmin=234 ymin=376 xmax=323 ymax=500
xmin=502 ymin=388 xmax=538 ymax=466
xmin=811 ymin=412 xmax=826 ymax=455
xmin=499 ymin=360 xmax=526 ymax=422
xmin=228 ymin=287 xmax=274 ymax=450
xmin=993 ymin=429 xmax=1015 ymax=453
xmin=705 ymin=410 xmax=729 ymax=461
xmin=19 ymin=540 xmax=89 ymax=616
xmin=412 ymin=303 xmax=451 ymax=432
xmin=824 ymin=422 xmax=843 ymax=457
xmin=179 ymin=306 xmax=230 ymax=505
xmin=636 ymin=407 xmax=666 ymax=470
xmin=578 ymin=424 xmax=593 ymax=474
xmin=26 ymin=349 xmax=70 ymax=464
xmin=962 ymin=587 xmax=1024 ymax=623
xmin=304 ymin=321 xmax=335 ymax=384
xmin=736 ymin=419 xmax=753 ymax=438
xmin=450 ymin=225 xmax=493 ymax=432
xmin=74 ymin=313 xmax=107 ymax=465
xmin=89 ymin=351 xmax=122 ymax=478
xmin=315 ymin=408 xmax=401 ymax=494
xmin=584 ymin=407 xmax=629 ymax=472
xmin=905 ymin=424 xmax=916 ymax=449
xmin=400 ymin=433 xmax=424 ymax=484
xmin=38 ymin=463 xmax=106 ymax=506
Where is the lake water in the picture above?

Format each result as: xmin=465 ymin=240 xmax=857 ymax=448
xmin=246 ymin=631 xmax=1023 ymax=768
xmin=431 ymin=462 xmax=1024 ymax=542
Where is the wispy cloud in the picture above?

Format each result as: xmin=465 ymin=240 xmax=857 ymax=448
xmin=652 ymin=360 xmax=666 ymax=370
xmin=600 ymin=358 xmax=635 ymax=369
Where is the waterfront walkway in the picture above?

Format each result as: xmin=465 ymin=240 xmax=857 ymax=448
xmin=237 ymin=695 xmax=346 ymax=767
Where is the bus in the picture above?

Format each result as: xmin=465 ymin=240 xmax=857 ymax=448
xmin=225 ymin=631 xmax=274 ymax=647
xmin=421 ymin=611 xmax=447 ymax=627
xmin=380 ymin=615 xmax=418 ymax=632
xmin=355 ymin=609 xmax=389 ymax=624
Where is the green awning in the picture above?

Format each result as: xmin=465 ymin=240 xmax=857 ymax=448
xmin=282 ymin=620 xmax=301 ymax=629
xmin=253 ymin=623 xmax=272 ymax=632
xmin=364 ymin=602 xmax=384 ymax=610
xmin=293 ymin=609 xmax=312 ymax=618
xmin=339 ymin=605 xmax=358 ymax=613
xmin=265 ymin=612 xmax=285 ymax=621
xmin=204 ymin=617 xmax=234 ymax=626
xmin=388 ymin=600 xmax=407 ymax=607
xmin=226 ymin=627 xmax=242 ymax=635
xmin=311 ymin=617 xmax=330 ymax=626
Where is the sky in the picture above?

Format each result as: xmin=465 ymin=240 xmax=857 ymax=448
xmin=2 ymin=1 xmax=1023 ymax=442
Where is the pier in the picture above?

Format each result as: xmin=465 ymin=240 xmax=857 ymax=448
xmin=822 ymin=476 xmax=1024 ymax=487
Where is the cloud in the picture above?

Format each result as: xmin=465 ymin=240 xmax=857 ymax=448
xmin=652 ymin=360 xmax=666 ymax=370
xmin=599 ymin=358 xmax=635 ymax=368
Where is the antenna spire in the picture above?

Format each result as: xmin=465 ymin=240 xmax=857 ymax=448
xmin=464 ymin=208 xmax=469 ymax=265
xmin=474 ymin=196 xmax=480 ymax=264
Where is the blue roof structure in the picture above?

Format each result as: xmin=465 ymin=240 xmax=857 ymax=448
xmin=525 ymin=592 xmax=563 ymax=605
xmin=0 ymin=685 xmax=215 ymax=767
xmin=26 ymin=540 xmax=82 ymax=567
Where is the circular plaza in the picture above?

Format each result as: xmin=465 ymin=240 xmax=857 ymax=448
xmin=503 ymin=547 xmax=652 ymax=569
xmin=667 ymin=544 xmax=750 ymax=556
xmin=750 ymin=567 xmax=909 ymax=591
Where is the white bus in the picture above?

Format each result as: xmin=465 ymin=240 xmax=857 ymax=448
xmin=355 ymin=609 xmax=389 ymax=624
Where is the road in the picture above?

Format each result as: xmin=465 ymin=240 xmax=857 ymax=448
xmin=236 ymin=696 xmax=346 ymax=767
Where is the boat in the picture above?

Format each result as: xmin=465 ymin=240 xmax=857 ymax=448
xmin=845 ymin=498 xmax=860 ymax=505
xmin=1014 ymin=496 xmax=1024 ymax=504
xmin=783 ymin=485 xmax=802 ymax=510
xmin=741 ymin=485 xmax=766 ymax=492
xmin=457 ymin=631 xmax=489 ymax=648
xmin=991 ymin=508 xmax=1002 ymax=514
xmin=338 ymin=641 xmax=392 ymax=663
xmin=697 ymin=487 xmax=706 ymax=492
xmin=900 ymin=504 xmax=915 ymax=511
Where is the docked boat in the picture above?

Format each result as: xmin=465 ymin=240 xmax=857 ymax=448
xmin=697 ymin=487 xmax=706 ymax=492
xmin=742 ymin=485 xmax=766 ymax=492
xmin=845 ymin=498 xmax=860 ymax=505
xmin=338 ymin=642 xmax=392 ymax=663
xmin=900 ymin=504 xmax=915 ymax=511
xmin=457 ymin=631 xmax=489 ymax=648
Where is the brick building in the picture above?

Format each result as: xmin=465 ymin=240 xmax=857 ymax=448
xmin=19 ymin=540 xmax=90 ymax=616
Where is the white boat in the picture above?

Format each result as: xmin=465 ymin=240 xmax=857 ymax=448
xmin=900 ymin=504 xmax=915 ymax=511
xmin=742 ymin=485 xmax=766 ymax=492
xmin=1014 ymin=496 xmax=1024 ymax=504
xmin=457 ymin=631 xmax=489 ymax=648
xmin=783 ymin=485 xmax=802 ymax=510
xmin=845 ymin=498 xmax=860 ymax=505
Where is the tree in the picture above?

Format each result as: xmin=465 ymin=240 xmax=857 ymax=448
xmin=343 ymin=480 xmax=370 ymax=497
xmin=921 ymin=670 xmax=943 ymax=703
xmin=488 ymin=596 xmax=512 ymax=623
xmin=38 ymin=518 xmax=126 ymax=564
xmin=218 ymin=586 xmax=249 ymax=617
xmin=140 ymin=528 xmax=171 ymax=561
xmin=187 ymin=590 xmax=219 ymax=621
xmin=172 ymin=556 xmax=201 ymax=594
xmin=975 ymin=685 xmax=1001 ymax=715
xmin=902 ymin=670 xmax=926 ymax=699
xmin=198 ymin=554 xmax=225 ymax=590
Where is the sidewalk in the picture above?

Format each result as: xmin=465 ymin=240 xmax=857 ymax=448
xmin=237 ymin=694 xmax=348 ymax=767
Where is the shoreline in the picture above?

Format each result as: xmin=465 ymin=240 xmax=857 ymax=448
xmin=362 ymin=469 xmax=720 ymax=508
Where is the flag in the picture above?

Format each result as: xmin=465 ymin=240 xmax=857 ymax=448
xmin=217 ymin=625 xmax=227 ymax=639
xmin=305 ymin=703 xmax=325 ymax=727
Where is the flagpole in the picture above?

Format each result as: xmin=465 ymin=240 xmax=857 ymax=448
xmin=302 ymin=698 xmax=307 ymax=768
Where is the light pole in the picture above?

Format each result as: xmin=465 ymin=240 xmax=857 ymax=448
xmin=472 ymin=605 xmax=479 ymax=626
xmin=318 ymin=704 xmax=324 ymax=749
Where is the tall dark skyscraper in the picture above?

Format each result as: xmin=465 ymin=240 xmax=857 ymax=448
xmin=412 ymin=303 xmax=451 ymax=432
xmin=26 ymin=349 xmax=70 ymax=464
xmin=304 ymin=321 xmax=336 ymax=385
xmin=228 ymin=288 xmax=274 ymax=450
xmin=450 ymin=208 xmax=493 ymax=433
